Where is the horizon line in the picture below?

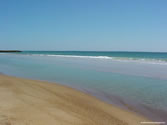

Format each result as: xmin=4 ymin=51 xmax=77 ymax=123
xmin=2 ymin=50 xmax=167 ymax=53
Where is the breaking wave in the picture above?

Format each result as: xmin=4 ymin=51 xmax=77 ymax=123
xmin=1 ymin=53 xmax=167 ymax=65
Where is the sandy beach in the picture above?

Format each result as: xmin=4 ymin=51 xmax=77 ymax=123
xmin=0 ymin=74 xmax=150 ymax=125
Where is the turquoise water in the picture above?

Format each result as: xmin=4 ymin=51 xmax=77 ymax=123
xmin=20 ymin=51 xmax=167 ymax=63
xmin=0 ymin=51 xmax=167 ymax=122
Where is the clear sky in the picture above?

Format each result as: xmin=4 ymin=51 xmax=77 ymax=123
xmin=1 ymin=0 xmax=167 ymax=52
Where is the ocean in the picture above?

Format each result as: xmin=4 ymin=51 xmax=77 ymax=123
xmin=0 ymin=51 xmax=167 ymax=122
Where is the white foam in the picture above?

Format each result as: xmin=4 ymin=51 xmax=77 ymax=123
xmin=46 ymin=54 xmax=112 ymax=59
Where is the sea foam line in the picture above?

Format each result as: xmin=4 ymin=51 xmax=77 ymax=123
xmin=28 ymin=54 xmax=167 ymax=65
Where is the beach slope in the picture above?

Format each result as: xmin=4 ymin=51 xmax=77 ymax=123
xmin=0 ymin=75 xmax=149 ymax=125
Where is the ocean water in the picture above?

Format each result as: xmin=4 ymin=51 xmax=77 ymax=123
xmin=0 ymin=51 xmax=167 ymax=122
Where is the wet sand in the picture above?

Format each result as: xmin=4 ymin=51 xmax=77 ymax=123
xmin=0 ymin=75 xmax=151 ymax=125
xmin=82 ymin=88 xmax=167 ymax=123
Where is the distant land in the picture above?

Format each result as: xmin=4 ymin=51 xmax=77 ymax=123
xmin=0 ymin=50 xmax=22 ymax=53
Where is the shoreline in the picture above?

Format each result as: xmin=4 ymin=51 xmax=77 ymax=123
xmin=0 ymin=74 xmax=150 ymax=125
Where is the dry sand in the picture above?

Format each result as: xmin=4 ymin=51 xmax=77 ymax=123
xmin=0 ymin=75 xmax=151 ymax=125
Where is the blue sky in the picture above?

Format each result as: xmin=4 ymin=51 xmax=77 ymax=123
xmin=0 ymin=0 xmax=167 ymax=51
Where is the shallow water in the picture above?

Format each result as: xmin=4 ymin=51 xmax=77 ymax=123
xmin=0 ymin=53 xmax=167 ymax=122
